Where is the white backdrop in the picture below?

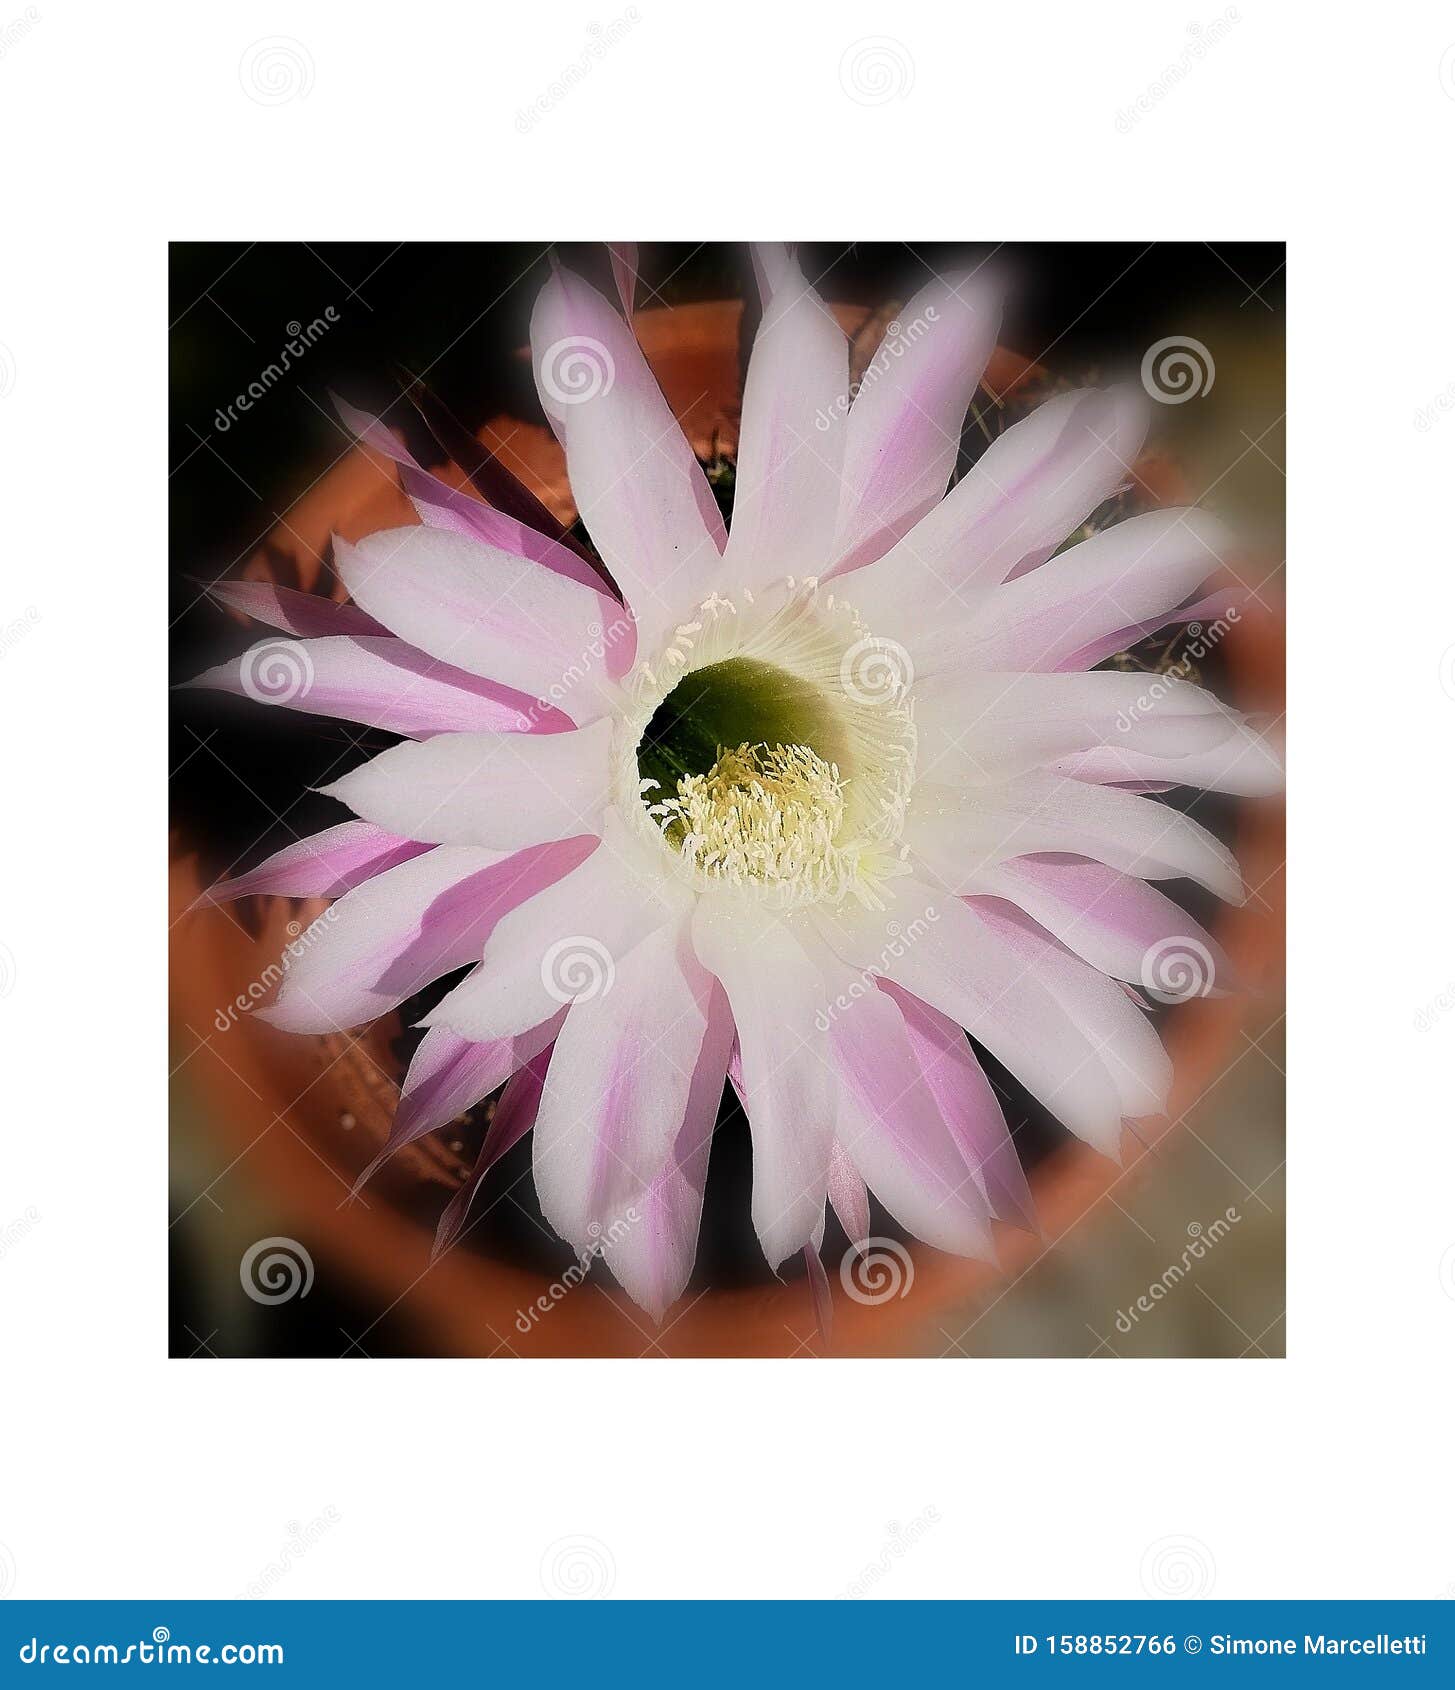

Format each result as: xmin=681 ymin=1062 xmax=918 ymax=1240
xmin=1 ymin=0 xmax=1452 ymax=1600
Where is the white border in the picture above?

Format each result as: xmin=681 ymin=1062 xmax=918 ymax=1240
xmin=2 ymin=0 xmax=1451 ymax=1601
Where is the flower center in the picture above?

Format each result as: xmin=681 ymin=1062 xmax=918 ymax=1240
xmin=616 ymin=581 xmax=916 ymax=908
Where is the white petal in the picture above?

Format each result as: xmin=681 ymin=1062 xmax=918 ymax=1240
xmin=530 ymin=265 xmax=725 ymax=652
xmin=831 ymin=271 xmax=1001 ymax=573
xmin=320 ymin=718 xmax=613 ymax=849
xmin=958 ymin=508 xmax=1230 ymax=672
xmin=425 ymin=809 xmax=687 ymax=1044
xmin=833 ymin=386 xmax=1148 ymax=658
xmin=531 ymin=916 xmax=723 ymax=1256
xmin=906 ymin=772 xmax=1243 ymax=901
xmin=335 ymin=526 xmax=623 ymax=722
xmin=691 ymin=893 xmax=836 ymax=1269
xmin=724 ymin=257 xmax=850 ymax=589
xmin=814 ymin=878 xmax=1129 ymax=1155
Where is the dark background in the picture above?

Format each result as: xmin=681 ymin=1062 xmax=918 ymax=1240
xmin=169 ymin=241 xmax=1284 ymax=1356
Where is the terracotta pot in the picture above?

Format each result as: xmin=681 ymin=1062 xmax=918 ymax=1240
xmin=170 ymin=300 xmax=1284 ymax=1358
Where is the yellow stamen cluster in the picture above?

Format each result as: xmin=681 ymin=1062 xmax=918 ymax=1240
xmin=647 ymin=741 xmax=905 ymax=907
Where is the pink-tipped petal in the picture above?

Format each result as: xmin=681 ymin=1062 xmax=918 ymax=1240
xmin=830 ymin=270 xmax=1002 ymax=574
xmin=357 ymin=1009 xmax=564 ymax=1196
xmin=531 ymin=916 xmax=725 ymax=1257
xmin=261 ymin=836 xmax=597 ymax=1034
xmin=432 ymin=1042 xmax=556 ymax=1258
xmin=691 ymin=891 xmax=837 ymax=1270
xmin=424 ymin=809 xmax=690 ymax=1045
xmin=960 ymin=508 xmax=1230 ymax=673
xmin=906 ymin=773 xmax=1243 ymax=903
xmin=187 ymin=635 xmax=572 ymax=738
xmin=1053 ymin=722 xmax=1284 ymax=796
xmin=530 ymin=265 xmax=725 ymax=651
xmin=725 ymin=256 xmax=850 ymax=590
xmin=334 ymin=526 xmax=626 ymax=723
xmin=967 ymin=856 xmax=1230 ymax=987
xmin=914 ymin=670 xmax=1241 ymax=786
xmin=880 ymin=981 xmax=1035 ymax=1231
xmin=332 ymin=393 xmax=613 ymax=599
xmin=607 ymin=242 xmax=639 ymax=318
xmin=814 ymin=878 xmax=1129 ymax=1157
xmin=594 ymin=981 xmax=734 ymax=1321
xmin=198 ymin=822 xmax=432 ymax=907
xmin=964 ymin=898 xmax=1172 ymax=1131
xmin=195 ymin=577 xmax=388 ymax=639
xmin=827 ymin=1139 xmax=871 ymax=1246
xmin=829 ymin=984 xmax=996 ymax=1259
xmin=835 ymin=387 xmax=1149 ymax=653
